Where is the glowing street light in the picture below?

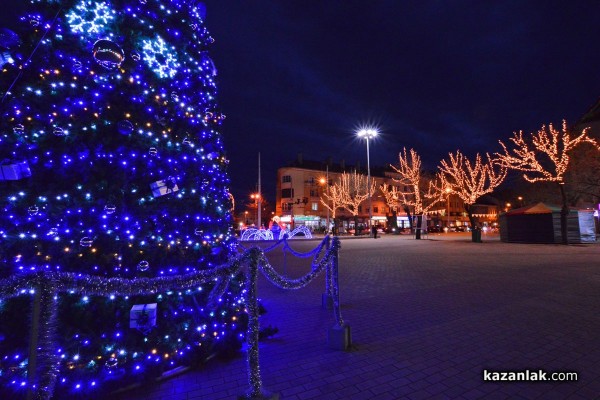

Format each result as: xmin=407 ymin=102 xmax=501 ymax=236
xmin=356 ymin=127 xmax=378 ymax=235
xmin=319 ymin=167 xmax=330 ymax=233
xmin=445 ymin=187 xmax=452 ymax=231
xmin=250 ymin=193 xmax=261 ymax=227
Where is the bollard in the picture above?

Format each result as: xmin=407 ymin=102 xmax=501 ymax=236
xmin=328 ymin=323 xmax=352 ymax=351
xmin=239 ymin=249 xmax=280 ymax=400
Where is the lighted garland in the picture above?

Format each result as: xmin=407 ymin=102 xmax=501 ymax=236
xmin=238 ymin=232 xmax=327 ymax=259
xmin=240 ymin=226 xmax=313 ymax=241
xmin=240 ymin=228 xmax=274 ymax=241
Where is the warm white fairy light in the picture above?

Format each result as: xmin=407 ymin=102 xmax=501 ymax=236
xmin=495 ymin=120 xmax=599 ymax=183
xmin=389 ymin=147 xmax=445 ymax=214
xmin=439 ymin=151 xmax=507 ymax=206
xmin=336 ymin=171 xmax=376 ymax=218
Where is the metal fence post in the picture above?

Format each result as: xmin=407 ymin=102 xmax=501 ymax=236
xmin=327 ymin=237 xmax=351 ymax=350
xmin=239 ymin=249 xmax=279 ymax=400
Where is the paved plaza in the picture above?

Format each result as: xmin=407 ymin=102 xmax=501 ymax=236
xmin=116 ymin=233 xmax=600 ymax=400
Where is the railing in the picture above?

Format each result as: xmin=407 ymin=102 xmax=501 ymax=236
xmin=0 ymin=236 xmax=344 ymax=400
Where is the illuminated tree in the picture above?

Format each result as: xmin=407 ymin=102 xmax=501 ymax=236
xmin=495 ymin=120 xmax=599 ymax=244
xmin=319 ymin=177 xmax=346 ymax=233
xmin=379 ymin=183 xmax=403 ymax=234
xmin=438 ymin=151 xmax=507 ymax=241
xmin=0 ymin=1 xmax=245 ymax=397
xmin=389 ymin=148 xmax=445 ymax=238
xmin=338 ymin=171 xmax=376 ymax=235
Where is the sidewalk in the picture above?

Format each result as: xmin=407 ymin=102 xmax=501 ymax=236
xmin=117 ymin=235 xmax=600 ymax=400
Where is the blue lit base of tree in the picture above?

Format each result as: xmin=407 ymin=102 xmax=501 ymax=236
xmin=0 ymin=236 xmax=345 ymax=400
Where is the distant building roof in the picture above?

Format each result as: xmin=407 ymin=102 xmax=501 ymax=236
xmin=505 ymin=202 xmax=581 ymax=215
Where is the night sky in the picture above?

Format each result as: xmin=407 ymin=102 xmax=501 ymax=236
xmin=2 ymin=1 xmax=600 ymax=206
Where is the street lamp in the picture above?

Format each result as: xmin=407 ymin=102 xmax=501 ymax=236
xmin=445 ymin=187 xmax=452 ymax=231
xmin=319 ymin=175 xmax=330 ymax=233
xmin=250 ymin=193 xmax=261 ymax=227
xmin=357 ymin=127 xmax=378 ymax=235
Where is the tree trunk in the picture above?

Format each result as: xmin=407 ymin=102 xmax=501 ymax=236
xmin=466 ymin=205 xmax=480 ymax=243
xmin=353 ymin=215 xmax=359 ymax=236
xmin=387 ymin=211 xmax=399 ymax=234
xmin=559 ymin=183 xmax=569 ymax=245
xmin=404 ymin=205 xmax=413 ymax=234
xmin=415 ymin=214 xmax=422 ymax=239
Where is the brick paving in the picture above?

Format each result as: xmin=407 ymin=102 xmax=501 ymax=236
xmin=116 ymin=233 xmax=600 ymax=400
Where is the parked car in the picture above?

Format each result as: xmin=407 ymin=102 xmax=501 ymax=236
xmin=427 ymin=226 xmax=442 ymax=233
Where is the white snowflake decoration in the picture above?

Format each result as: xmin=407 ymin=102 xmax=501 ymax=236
xmin=142 ymin=35 xmax=180 ymax=79
xmin=66 ymin=1 xmax=116 ymax=36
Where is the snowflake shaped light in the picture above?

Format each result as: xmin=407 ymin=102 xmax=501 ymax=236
xmin=66 ymin=1 xmax=116 ymax=37
xmin=142 ymin=35 xmax=180 ymax=79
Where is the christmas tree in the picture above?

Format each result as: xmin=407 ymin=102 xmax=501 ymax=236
xmin=0 ymin=1 xmax=245 ymax=398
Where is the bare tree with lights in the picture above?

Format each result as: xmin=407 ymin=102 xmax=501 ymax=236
xmin=338 ymin=171 xmax=376 ymax=235
xmin=379 ymin=183 xmax=402 ymax=233
xmin=320 ymin=177 xmax=346 ymax=235
xmin=495 ymin=120 xmax=599 ymax=244
xmin=438 ymin=151 xmax=507 ymax=242
xmin=389 ymin=148 xmax=445 ymax=238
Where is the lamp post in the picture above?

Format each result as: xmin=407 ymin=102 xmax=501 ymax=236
xmin=445 ymin=187 xmax=451 ymax=231
xmin=357 ymin=127 xmax=378 ymax=235
xmin=319 ymin=171 xmax=330 ymax=233
xmin=251 ymin=193 xmax=261 ymax=227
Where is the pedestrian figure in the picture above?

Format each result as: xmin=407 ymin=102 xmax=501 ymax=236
xmin=371 ymin=225 xmax=377 ymax=239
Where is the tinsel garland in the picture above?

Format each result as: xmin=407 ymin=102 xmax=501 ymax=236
xmin=0 ymin=238 xmax=344 ymax=400
xmin=257 ymin=250 xmax=330 ymax=290
xmin=243 ymin=248 xmax=263 ymax=398
xmin=329 ymin=238 xmax=344 ymax=327
xmin=238 ymin=235 xmax=329 ymax=260
xmin=32 ymin=281 xmax=60 ymax=400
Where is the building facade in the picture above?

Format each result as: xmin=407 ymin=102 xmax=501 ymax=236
xmin=275 ymin=159 xmax=395 ymax=232
xmin=274 ymin=156 xmax=496 ymax=232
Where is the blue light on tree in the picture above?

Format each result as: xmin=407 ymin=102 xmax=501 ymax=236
xmin=66 ymin=0 xmax=116 ymax=37
xmin=142 ymin=35 xmax=180 ymax=79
